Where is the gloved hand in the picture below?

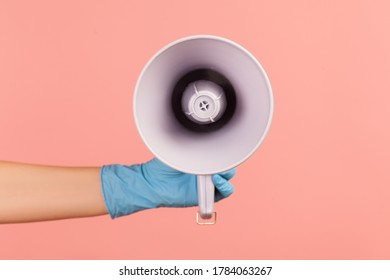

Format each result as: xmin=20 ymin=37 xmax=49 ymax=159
xmin=100 ymin=158 xmax=235 ymax=218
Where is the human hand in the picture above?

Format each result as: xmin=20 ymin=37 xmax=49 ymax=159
xmin=100 ymin=158 xmax=234 ymax=218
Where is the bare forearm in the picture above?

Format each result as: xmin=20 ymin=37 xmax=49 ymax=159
xmin=0 ymin=161 xmax=107 ymax=223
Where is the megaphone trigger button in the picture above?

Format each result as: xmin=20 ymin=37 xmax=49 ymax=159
xmin=196 ymin=212 xmax=217 ymax=225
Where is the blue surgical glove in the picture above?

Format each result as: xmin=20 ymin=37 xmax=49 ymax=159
xmin=100 ymin=158 xmax=235 ymax=218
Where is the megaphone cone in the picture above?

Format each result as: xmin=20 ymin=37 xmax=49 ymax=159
xmin=134 ymin=35 xmax=273 ymax=223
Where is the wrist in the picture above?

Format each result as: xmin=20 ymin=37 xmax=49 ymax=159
xmin=100 ymin=164 xmax=157 ymax=218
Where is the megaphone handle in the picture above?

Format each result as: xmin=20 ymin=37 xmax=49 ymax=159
xmin=197 ymin=175 xmax=215 ymax=221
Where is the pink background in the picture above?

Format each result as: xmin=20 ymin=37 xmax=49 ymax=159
xmin=1 ymin=0 xmax=390 ymax=259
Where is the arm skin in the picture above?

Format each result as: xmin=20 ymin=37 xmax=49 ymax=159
xmin=0 ymin=161 xmax=108 ymax=223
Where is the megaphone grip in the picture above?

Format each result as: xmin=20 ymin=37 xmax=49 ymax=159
xmin=197 ymin=175 xmax=215 ymax=220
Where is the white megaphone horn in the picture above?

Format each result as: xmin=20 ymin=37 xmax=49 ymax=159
xmin=134 ymin=35 xmax=273 ymax=224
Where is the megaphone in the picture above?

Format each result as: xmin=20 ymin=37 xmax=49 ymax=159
xmin=134 ymin=35 xmax=273 ymax=224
